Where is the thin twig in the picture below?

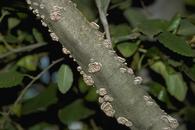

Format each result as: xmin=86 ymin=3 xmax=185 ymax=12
xmin=1 ymin=38 xmax=14 ymax=51
xmin=95 ymin=0 xmax=111 ymax=42
xmin=0 ymin=43 xmax=46 ymax=59
xmin=140 ymin=0 xmax=151 ymax=16
xmin=7 ymin=58 xmax=64 ymax=115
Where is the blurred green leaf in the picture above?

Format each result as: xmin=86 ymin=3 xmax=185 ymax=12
xmin=3 ymin=121 xmax=16 ymax=130
xmin=57 ymin=64 xmax=73 ymax=94
xmin=110 ymin=24 xmax=131 ymax=37
xmin=111 ymin=0 xmax=132 ymax=10
xmin=11 ymin=104 xmax=22 ymax=117
xmin=17 ymin=55 xmax=39 ymax=71
xmin=178 ymin=19 xmax=195 ymax=36
xmin=0 ymin=71 xmax=24 ymax=88
xmin=181 ymin=106 xmax=195 ymax=123
xmin=0 ymin=10 xmax=9 ymax=22
xmin=72 ymin=0 xmax=97 ymax=21
xmin=167 ymin=59 xmax=182 ymax=67
xmin=58 ymin=99 xmax=95 ymax=124
xmin=117 ymin=41 xmax=139 ymax=57
xmin=85 ymin=87 xmax=98 ymax=102
xmin=185 ymin=0 xmax=195 ymax=6
xmin=158 ymin=31 xmax=195 ymax=57
xmin=148 ymin=82 xmax=171 ymax=104
xmin=8 ymin=17 xmax=20 ymax=30
xmin=29 ymin=122 xmax=58 ymax=130
xmin=166 ymin=73 xmax=188 ymax=101
xmin=16 ymin=12 xmax=28 ymax=19
xmin=151 ymin=61 xmax=168 ymax=78
xmin=22 ymin=85 xmax=58 ymax=115
xmin=145 ymin=47 xmax=161 ymax=59
xmin=110 ymin=24 xmax=132 ymax=46
xmin=124 ymin=8 xmax=146 ymax=27
xmin=148 ymin=81 xmax=164 ymax=97
xmin=4 ymin=33 xmax=18 ymax=43
xmin=158 ymin=88 xmax=170 ymax=104
xmin=0 ymin=45 xmax=7 ymax=54
xmin=32 ymin=28 xmax=44 ymax=42
xmin=137 ymin=19 xmax=169 ymax=37
xmin=118 ymin=0 xmax=131 ymax=10
xmin=151 ymin=61 xmax=188 ymax=101
xmin=181 ymin=64 xmax=195 ymax=82
xmin=78 ymin=78 xmax=90 ymax=93
xmin=168 ymin=14 xmax=181 ymax=33
xmin=17 ymin=30 xmax=34 ymax=43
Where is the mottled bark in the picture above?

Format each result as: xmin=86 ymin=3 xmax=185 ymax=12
xmin=27 ymin=0 xmax=179 ymax=129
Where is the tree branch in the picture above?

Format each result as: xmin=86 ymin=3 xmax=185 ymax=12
xmin=27 ymin=0 xmax=179 ymax=129
xmin=0 ymin=43 xmax=46 ymax=59
xmin=7 ymin=58 xmax=64 ymax=115
xmin=95 ymin=0 xmax=111 ymax=42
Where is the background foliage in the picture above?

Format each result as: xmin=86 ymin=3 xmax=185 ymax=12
xmin=0 ymin=0 xmax=195 ymax=130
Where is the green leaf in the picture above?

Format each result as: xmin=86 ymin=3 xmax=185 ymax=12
xmin=58 ymin=100 xmax=95 ymax=124
xmin=0 ymin=10 xmax=9 ymax=22
xmin=72 ymin=0 xmax=97 ymax=21
xmin=78 ymin=78 xmax=90 ymax=93
xmin=147 ymin=82 xmax=171 ymax=105
xmin=16 ymin=12 xmax=28 ymax=19
xmin=151 ymin=61 xmax=188 ymax=101
xmin=110 ymin=24 xmax=132 ymax=37
xmin=117 ymin=41 xmax=139 ymax=57
xmin=178 ymin=19 xmax=195 ymax=36
xmin=17 ymin=30 xmax=34 ymax=43
xmin=167 ymin=14 xmax=181 ymax=33
xmin=85 ymin=87 xmax=98 ymax=102
xmin=22 ymin=85 xmax=58 ymax=115
xmin=4 ymin=33 xmax=18 ymax=43
xmin=117 ymin=0 xmax=132 ymax=10
xmin=181 ymin=64 xmax=195 ymax=82
xmin=181 ymin=106 xmax=195 ymax=123
xmin=32 ymin=28 xmax=44 ymax=42
xmin=17 ymin=55 xmax=39 ymax=71
xmin=29 ymin=122 xmax=58 ymax=130
xmin=3 ymin=122 xmax=16 ymax=130
xmin=57 ymin=65 xmax=73 ymax=94
xmin=0 ymin=45 xmax=7 ymax=54
xmin=158 ymin=31 xmax=195 ymax=57
xmin=124 ymin=8 xmax=146 ymax=27
xmin=150 ymin=61 xmax=168 ymax=78
xmin=11 ymin=104 xmax=22 ymax=117
xmin=166 ymin=73 xmax=188 ymax=101
xmin=8 ymin=18 xmax=20 ymax=30
xmin=137 ymin=19 xmax=169 ymax=37
xmin=0 ymin=71 xmax=24 ymax=88
xmin=110 ymin=24 xmax=132 ymax=46
xmin=111 ymin=0 xmax=132 ymax=10
xmin=185 ymin=0 xmax=195 ymax=6
xmin=158 ymin=88 xmax=170 ymax=104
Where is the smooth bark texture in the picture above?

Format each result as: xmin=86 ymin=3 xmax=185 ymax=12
xmin=28 ymin=0 xmax=179 ymax=129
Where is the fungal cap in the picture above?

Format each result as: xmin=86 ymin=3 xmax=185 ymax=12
xmin=88 ymin=62 xmax=102 ymax=73
xmin=83 ymin=74 xmax=94 ymax=86
xmin=134 ymin=76 xmax=143 ymax=85
xmin=103 ymin=95 xmax=114 ymax=102
xmin=96 ymin=88 xmax=107 ymax=96
xmin=90 ymin=22 xmax=99 ymax=30
xmin=120 ymin=68 xmax=127 ymax=73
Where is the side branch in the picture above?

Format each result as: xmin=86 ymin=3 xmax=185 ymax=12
xmin=27 ymin=0 xmax=179 ymax=130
